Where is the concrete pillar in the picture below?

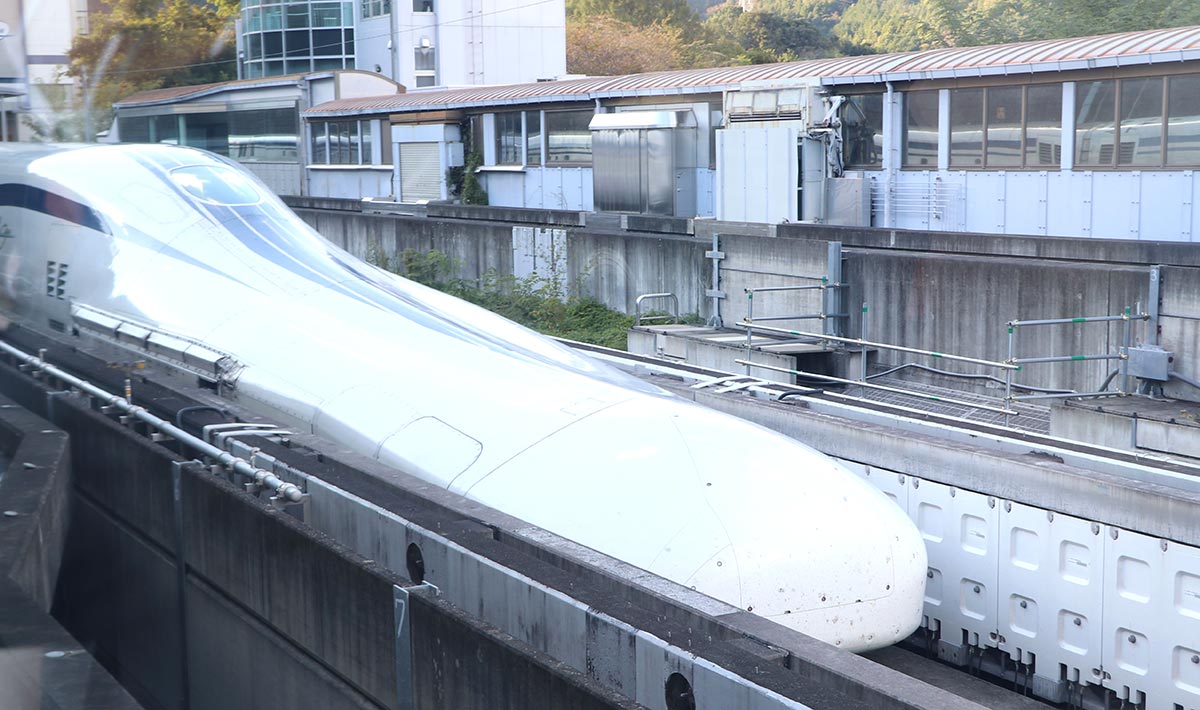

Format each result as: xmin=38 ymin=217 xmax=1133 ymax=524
xmin=1061 ymin=82 xmax=1075 ymax=172
xmin=937 ymin=89 xmax=951 ymax=172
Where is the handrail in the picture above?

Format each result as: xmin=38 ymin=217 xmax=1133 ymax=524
xmin=634 ymin=293 xmax=679 ymax=326
xmin=0 ymin=340 xmax=305 ymax=503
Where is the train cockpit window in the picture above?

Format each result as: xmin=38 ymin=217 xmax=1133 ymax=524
xmin=170 ymin=165 xmax=263 ymax=206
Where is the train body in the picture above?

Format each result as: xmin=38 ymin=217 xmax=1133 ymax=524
xmin=0 ymin=143 xmax=927 ymax=651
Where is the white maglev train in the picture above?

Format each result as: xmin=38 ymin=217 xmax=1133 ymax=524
xmin=0 ymin=144 xmax=927 ymax=651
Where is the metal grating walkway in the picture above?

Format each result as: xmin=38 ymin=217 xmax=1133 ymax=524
xmin=839 ymin=376 xmax=1052 ymax=434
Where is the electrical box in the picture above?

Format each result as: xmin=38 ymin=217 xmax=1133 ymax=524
xmin=1126 ymin=346 xmax=1172 ymax=382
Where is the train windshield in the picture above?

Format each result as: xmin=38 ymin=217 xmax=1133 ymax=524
xmin=171 ymin=165 xmax=263 ymax=206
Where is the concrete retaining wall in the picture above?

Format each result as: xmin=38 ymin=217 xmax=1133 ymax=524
xmin=0 ymin=392 xmax=142 ymax=710
xmin=0 ymin=359 xmax=650 ymax=710
xmin=293 ymin=207 xmax=1188 ymax=393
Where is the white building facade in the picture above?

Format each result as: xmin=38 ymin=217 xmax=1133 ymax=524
xmin=1 ymin=0 xmax=93 ymax=141
xmin=241 ymin=0 xmax=565 ymax=90
xmin=303 ymin=25 xmax=1200 ymax=243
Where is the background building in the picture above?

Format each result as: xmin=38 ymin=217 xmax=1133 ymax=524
xmin=239 ymin=0 xmax=566 ymax=89
xmin=1 ymin=0 xmax=96 ymax=141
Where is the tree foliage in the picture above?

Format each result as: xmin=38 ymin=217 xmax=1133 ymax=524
xmin=567 ymin=15 xmax=692 ymax=74
xmin=566 ymin=0 xmax=701 ymax=29
xmin=705 ymin=4 xmax=837 ymax=63
xmin=66 ymin=0 xmax=238 ymax=138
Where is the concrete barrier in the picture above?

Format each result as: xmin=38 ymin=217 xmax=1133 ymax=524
xmin=0 ymin=392 xmax=142 ymax=709
xmin=0 ymin=356 xmax=653 ymax=710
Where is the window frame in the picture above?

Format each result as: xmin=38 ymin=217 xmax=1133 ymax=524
xmin=944 ymin=84 xmax=1064 ymax=170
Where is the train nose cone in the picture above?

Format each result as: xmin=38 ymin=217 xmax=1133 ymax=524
xmin=466 ymin=394 xmax=925 ymax=652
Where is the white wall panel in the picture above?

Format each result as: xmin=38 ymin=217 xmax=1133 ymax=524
xmin=997 ymin=503 xmax=1103 ymax=693
xmin=908 ymin=478 xmax=998 ymax=653
xmin=962 ymin=172 xmax=1006 ymax=234
xmin=1103 ymin=529 xmax=1200 ymax=710
xmin=1138 ymin=171 xmax=1190 ymax=242
xmin=1001 ymin=172 xmax=1048 ymax=236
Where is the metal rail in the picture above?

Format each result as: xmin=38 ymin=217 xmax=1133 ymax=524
xmin=1003 ymin=307 xmax=1150 ymax=422
xmin=737 ymin=359 xmax=1018 ymax=416
xmin=737 ymin=321 xmax=1018 ymax=371
xmin=0 ymin=340 xmax=305 ymax=503
xmin=634 ymin=292 xmax=680 ymax=326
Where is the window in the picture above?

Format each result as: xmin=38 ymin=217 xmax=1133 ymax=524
xmin=229 ymin=108 xmax=297 ymax=162
xmin=947 ymin=84 xmax=1062 ymax=169
xmin=1075 ymin=77 xmax=1188 ymax=168
xmin=310 ymin=120 xmax=381 ymax=164
xmin=1025 ymin=85 xmax=1062 ymax=167
xmin=985 ymin=87 xmax=1023 ymax=167
xmin=360 ymin=0 xmax=389 ymax=18
xmin=496 ymin=112 xmax=522 ymax=165
xmin=839 ymin=94 xmax=882 ymax=168
xmin=526 ymin=111 xmax=541 ymax=167
xmin=1120 ymin=77 xmax=1162 ymax=166
xmin=414 ymin=46 xmax=435 ymax=71
xmin=1167 ymin=75 xmax=1200 ymax=166
xmin=413 ymin=0 xmax=433 ymax=10
xmin=949 ymin=88 xmax=984 ymax=167
xmin=118 ymin=116 xmax=150 ymax=143
xmin=903 ymin=91 xmax=938 ymax=168
xmin=545 ymin=110 xmax=593 ymax=165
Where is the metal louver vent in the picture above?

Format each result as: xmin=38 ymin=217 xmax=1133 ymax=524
xmin=45 ymin=261 xmax=68 ymax=300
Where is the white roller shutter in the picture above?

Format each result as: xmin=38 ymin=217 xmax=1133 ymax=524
xmin=399 ymin=143 xmax=442 ymax=202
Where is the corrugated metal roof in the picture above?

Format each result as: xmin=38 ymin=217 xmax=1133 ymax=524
xmin=115 ymin=70 xmax=401 ymax=108
xmin=306 ymin=24 xmax=1200 ymax=117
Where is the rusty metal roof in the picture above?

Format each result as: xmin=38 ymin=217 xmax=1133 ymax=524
xmin=306 ymin=24 xmax=1200 ymax=117
xmin=115 ymin=70 xmax=402 ymax=108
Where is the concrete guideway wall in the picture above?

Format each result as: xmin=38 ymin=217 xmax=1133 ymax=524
xmin=0 ymin=393 xmax=143 ymax=710
xmin=0 ymin=356 xmax=651 ymax=710
xmin=661 ymin=379 xmax=1200 ymax=709
xmin=294 ymin=204 xmax=1200 ymax=395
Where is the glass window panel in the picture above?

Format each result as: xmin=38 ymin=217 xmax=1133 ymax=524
xmin=1119 ymin=77 xmax=1163 ymax=166
xmin=119 ymin=116 xmax=150 ymax=143
xmin=247 ymin=33 xmax=262 ymax=60
xmin=284 ymin=58 xmax=309 ymax=73
xmin=1024 ymin=84 xmax=1062 ymax=167
xmin=985 ymin=87 xmax=1022 ymax=167
xmin=950 ymin=88 xmax=984 ymax=168
xmin=262 ymin=5 xmax=282 ymax=29
xmin=526 ymin=110 xmax=541 ymax=167
xmin=840 ymin=94 xmax=882 ymax=168
xmin=546 ymin=110 xmax=593 ymax=165
xmin=262 ymin=31 xmax=283 ymax=59
xmin=229 ymin=108 xmax=297 ymax=162
xmin=311 ymin=122 xmax=328 ymax=164
xmin=153 ymin=114 xmax=179 ymax=144
xmin=1075 ymin=79 xmax=1116 ymax=166
xmin=414 ymin=0 xmax=433 ymax=11
xmin=264 ymin=60 xmax=285 ymax=76
xmin=495 ymin=112 xmax=521 ymax=165
xmin=246 ymin=7 xmax=261 ymax=31
xmin=313 ymin=2 xmax=342 ymax=25
xmin=343 ymin=2 xmax=353 ymax=24
xmin=1167 ymin=75 xmax=1200 ymax=166
xmin=360 ymin=120 xmax=372 ymax=164
xmin=245 ymin=62 xmax=263 ymax=78
xmin=181 ymin=113 xmax=229 ymax=155
xmin=312 ymin=29 xmax=340 ymax=55
xmin=414 ymin=46 xmax=435 ymax=71
xmin=903 ymin=91 xmax=938 ymax=168
xmin=285 ymin=29 xmax=310 ymax=57
xmin=344 ymin=28 xmax=353 ymax=55
xmin=415 ymin=75 xmax=435 ymax=87
xmin=313 ymin=58 xmax=343 ymax=70
xmin=286 ymin=3 xmax=308 ymax=28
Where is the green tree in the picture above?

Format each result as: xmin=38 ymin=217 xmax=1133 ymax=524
xmin=833 ymin=0 xmax=942 ymax=52
xmin=66 ymin=0 xmax=239 ymax=138
xmin=705 ymin=4 xmax=836 ymax=63
xmin=567 ymin=15 xmax=692 ymax=74
xmin=566 ymin=0 xmax=701 ymax=29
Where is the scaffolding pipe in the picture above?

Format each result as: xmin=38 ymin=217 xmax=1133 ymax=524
xmin=736 ymin=359 xmax=1017 ymax=416
xmin=1013 ymin=353 xmax=1124 ymax=365
xmin=1008 ymin=313 xmax=1148 ymax=328
xmin=1013 ymin=391 xmax=1121 ymax=402
xmin=860 ymin=303 xmax=868 ymax=382
xmin=0 ymin=340 xmax=305 ymax=503
xmin=1004 ymin=324 xmax=1015 ymax=427
xmin=736 ymin=321 xmax=1018 ymax=371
